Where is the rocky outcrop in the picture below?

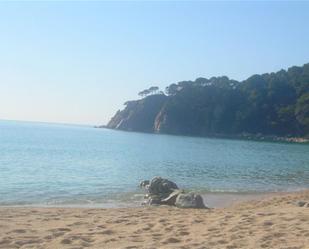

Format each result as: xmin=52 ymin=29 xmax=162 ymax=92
xmin=161 ymin=189 xmax=184 ymax=206
xmin=106 ymin=94 xmax=167 ymax=133
xmin=175 ymin=192 xmax=207 ymax=209
xmin=139 ymin=180 xmax=150 ymax=188
xmin=104 ymin=63 xmax=309 ymax=140
xmin=148 ymin=177 xmax=178 ymax=198
xmin=153 ymin=105 xmax=168 ymax=133
xmin=139 ymin=177 xmax=208 ymax=209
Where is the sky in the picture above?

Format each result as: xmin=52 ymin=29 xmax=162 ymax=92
xmin=0 ymin=1 xmax=308 ymax=125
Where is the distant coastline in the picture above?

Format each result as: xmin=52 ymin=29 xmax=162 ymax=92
xmin=103 ymin=63 xmax=309 ymax=143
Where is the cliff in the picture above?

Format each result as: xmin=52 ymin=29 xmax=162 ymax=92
xmin=105 ymin=63 xmax=309 ymax=139
xmin=107 ymin=94 xmax=167 ymax=132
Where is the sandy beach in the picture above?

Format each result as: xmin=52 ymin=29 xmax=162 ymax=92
xmin=0 ymin=191 xmax=308 ymax=249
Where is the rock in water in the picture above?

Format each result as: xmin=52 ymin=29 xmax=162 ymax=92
xmin=139 ymin=177 xmax=206 ymax=208
xmin=139 ymin=180 xmax=150 ymax=188
xmin=161 ymin=189 xmax=184 ymax=206
xmin=175 ymin=192 xmax=207 ymax=209
xmin=148 ymin=195 xmax=162 ymax=205
xmin=148 ymin=177 xmax=178 ymax=198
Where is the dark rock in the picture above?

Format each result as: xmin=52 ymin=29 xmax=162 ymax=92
xmin=175 ymin=192 xmax=207 ymax=209
xmin=139 ymin=180 xmax=150 ymax=188
xmin=106 ymin=94 xmax=167 ymax=132
xmin=148 ymin=177 xmax=178 ymax=198
xmin=148 ymin=195 xmax=161 ymax=205
xmin=141 ymin=200 xmax=148 ymax=206
xmin=161 ymin=189 xmax=184 ymax=206
xmin=139 ymin=177 xmax=208 ymax=208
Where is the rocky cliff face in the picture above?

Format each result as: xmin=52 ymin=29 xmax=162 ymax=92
xmin=105 ymin=63 xmax=309 ymax=139
xmin=106 ymin=94 xmax=167 ymax=133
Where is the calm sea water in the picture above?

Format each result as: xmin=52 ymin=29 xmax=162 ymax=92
xmin=0 ymin=120 xmax=308 ymax=207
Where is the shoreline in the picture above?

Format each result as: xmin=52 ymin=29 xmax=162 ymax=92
xmin=1 ymin=190 xmax=308 ymax=248
xmin=0 ymin=191 xmax=289 ymax=209
xmin=98 ymin=126 xmax=309 ymax=144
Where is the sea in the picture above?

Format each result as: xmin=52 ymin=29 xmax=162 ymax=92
xmin=0 ymin=120 xmax=308 ymax=207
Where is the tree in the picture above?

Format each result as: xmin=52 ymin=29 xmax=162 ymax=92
xmin=138 ymin=90 xmax=145 ymax=98
xmin=148 ymin=86 xmax=159 ymax=94
xmin=138 ymin=89 xmax=151 ymax=98
xmin=138 ymin=86 xmax=160 ymax=98
xmin=295 ymin=93 xmax=309 ymax=134
xmin=165 ymin=83 xmax=178 ymax=95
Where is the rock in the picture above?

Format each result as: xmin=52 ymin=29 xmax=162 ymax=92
xmin=141 ymin=200 xmax=148 ymax=206
xmin=139 ymin=177 xmax=208 ymax=208
xmin=148 ymin=195 xmax=161 ymax=205
xmin=161 ymin=189 xmax=184 ymax=206
xmin=175 ymin=192 xmax=207 ymax=209
xmin=139 ymin=180 xmax=150 ymax=188
xmin=148 ymin=177 xmax=178 ymax=198
xmin=106 ymin=94 xmax=168 ymax=132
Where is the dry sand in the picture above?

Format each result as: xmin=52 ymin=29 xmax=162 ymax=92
xmin=0 ymin=191 xmax=308 ymax=249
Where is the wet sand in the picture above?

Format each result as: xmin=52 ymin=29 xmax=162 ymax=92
xmin=0 ymin=190 xmax=308 ymax=249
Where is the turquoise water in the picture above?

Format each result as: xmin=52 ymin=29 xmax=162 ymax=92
xmin=0 ymin=120 xmax=308 ymax=207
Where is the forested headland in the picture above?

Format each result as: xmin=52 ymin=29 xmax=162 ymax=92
xmin=106 ymin=63 xmax=309 ymax=141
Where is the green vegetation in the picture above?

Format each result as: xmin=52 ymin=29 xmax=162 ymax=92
xmin=108 ymin=63 xmax=309 ymax=138
xmin=138 ymin=86 xmax=161 ymax=98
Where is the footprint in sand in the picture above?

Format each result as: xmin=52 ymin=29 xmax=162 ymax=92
xmin=99 ymin=229 xmax=114 ymax=235
xmin=217 ymin=239 xmax=228 ymax=244
xmin=192 ymin=219 xmax=203 ymax=223
xmin=52 ymin=231 xmax=65 ymax=238
xmin=80 ymin=236 xmax=94 ymax=243
xmin=141 ymin=226 xmax=151 ymax=231
xmin=55 ymin=228 xmax=71 ymax=232
xmin=162 ymin=237 xmax=181 ymax=244
xmin=164 ymin=225 xmax=174 ymax=232
xmin=263 ymin=220 xmax=274 ymax=226
xmin=177 ymin=230 xmax=190 ymax=236
xmin=0 ymin=239 xmax=11 ymax=246
xmin=14 ymin=239 xmax=43 ymax=247
xmin=96 ymin=224 xmax=106 ymax=229
xmin=226 ymin=244 xmax=238 ymax=249
xmin=114 ymin=219 xmax=129 ymax=223
xmin=80 ymin=241 xmax=92 ymax=247
xmin=151 ymin=233 xmax=162 ymax=241
xmin=44 ymin=235 xmax=53 ymax=240
xmin=10 ymin=229 xmax=27 ymax=234
xmin=104 ymin=238 xmax=117 ymax=243
xmin=61 ymin=238 xmax=72 ymax=244
xmin=131 ymin=238 xmax=144 ymax=242
xmin=68 ymin=221 xmax=87 ymax=226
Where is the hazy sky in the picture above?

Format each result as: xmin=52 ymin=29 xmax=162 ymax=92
xmin=1 ymin=1 xmax=308 ymax=125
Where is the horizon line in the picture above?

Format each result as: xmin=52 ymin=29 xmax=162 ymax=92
xmin=0 ymin=118 xmax=95 ymax=127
